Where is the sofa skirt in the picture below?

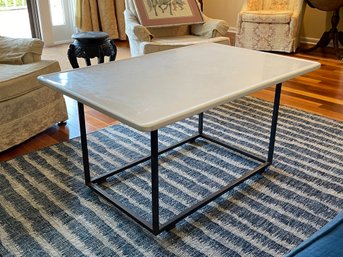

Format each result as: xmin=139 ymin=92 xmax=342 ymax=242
xmin=0 ymin=86 xmax=68 ymax=152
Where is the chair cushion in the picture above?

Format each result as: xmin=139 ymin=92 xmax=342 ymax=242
xmin=0 ymin=36 xmax=44 ymax=64
xmin=141 ymin=35 xmax=230 ymax=55
xmin=152 ymin=35 xmax=229 ymax=45
xmin=149 ymin=25 xmax=190 ymax=38
xmin=0 ymin=60 xmax=60 ymax=102
xmin=241 ymin=10 xmax=293 ymax=24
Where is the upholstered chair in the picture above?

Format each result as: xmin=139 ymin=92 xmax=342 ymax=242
xmin=124 ymin=0 xmax=230 ymax=57
xmin=0 ymin=36 xmax=68 ymax=152
xmin=235 ymin=0 xmax=306 ymax=53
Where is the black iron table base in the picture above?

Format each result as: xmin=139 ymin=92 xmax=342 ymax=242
xmin=77 ymin=84 xmax=282 ymax=235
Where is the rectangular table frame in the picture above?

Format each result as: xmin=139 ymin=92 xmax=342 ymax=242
xmin=77 ymin=83 xmax=282 ymax=235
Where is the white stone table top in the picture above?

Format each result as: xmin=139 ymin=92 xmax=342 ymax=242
xmin=38 ymin=43 xmax=320 ymax=132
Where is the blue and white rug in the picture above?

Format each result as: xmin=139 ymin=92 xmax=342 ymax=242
xmin=1 ymin=97 xmax=342 ymax=257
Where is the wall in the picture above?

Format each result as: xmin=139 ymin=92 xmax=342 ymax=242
xmin=202 ymin=0 xmax=342 ymax=43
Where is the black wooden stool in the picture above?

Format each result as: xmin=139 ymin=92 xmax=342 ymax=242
xmin=68 ymin=31 xmax=117 ymax=69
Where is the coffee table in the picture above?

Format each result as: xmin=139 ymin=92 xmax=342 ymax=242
xmin=38 ymin=43 xmax=320 ymax=235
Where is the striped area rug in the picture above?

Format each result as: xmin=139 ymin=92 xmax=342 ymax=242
xmin=1 ymin=97 xmax=342 ymax=257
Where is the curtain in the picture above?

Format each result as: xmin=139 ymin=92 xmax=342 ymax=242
xmin=75 ymin=0 xmax=126 ymax=40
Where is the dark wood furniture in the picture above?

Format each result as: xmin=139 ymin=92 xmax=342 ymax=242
xmin=302 ymin=0 xmax=343 ymax=58
xmin=68 ymin=31 xmax=117 ymax=69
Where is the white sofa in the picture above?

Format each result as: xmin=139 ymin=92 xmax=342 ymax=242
xmin=0 ymin=36 xmax=68 ymax=152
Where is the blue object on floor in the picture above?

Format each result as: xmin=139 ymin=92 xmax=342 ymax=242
xmin=286 ymin=211 xmax=343 ymax=257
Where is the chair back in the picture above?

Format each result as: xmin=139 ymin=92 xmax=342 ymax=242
xmin=263 ymin=0 xmax=294 ymax=10
xmin=246 ymin=0 xmax=297 ymax=10
xmin=124 ymin=0 xmax=191 ymax=37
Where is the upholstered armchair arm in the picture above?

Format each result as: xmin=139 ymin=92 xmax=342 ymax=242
xmin=124 ymin=10 xmax=153 ymax=42
xmin=0 ymin=36 xmax=44 ymax=64
xmin=191 ymin=14 xmax=229 ymax=38
xmin=290 ymin=0 xmax=306 ymax=35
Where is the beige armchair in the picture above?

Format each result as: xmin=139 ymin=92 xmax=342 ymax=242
xmin=235 ymin=0 xmax=305 ymax=53
xmin=124 ymin=0 xmax=230 ymax=57
xmin=0 ymin=36 xmax=68 ymax=152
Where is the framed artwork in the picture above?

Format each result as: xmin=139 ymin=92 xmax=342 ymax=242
xmin=134 ymin=0 xmax=204 ymax=27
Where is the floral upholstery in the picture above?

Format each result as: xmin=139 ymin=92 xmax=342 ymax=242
xmin=247 ymin=0 xmax=262 ymax=10
xmin=235 ymin=0 xmax=305 ymax=53
xmin=241 ymin=11 xmax=292 ymax=23
xmin=270 ymin=0 xmax=290 ymax=9
xmin=0 ymin=36 xmax=68 ymax=152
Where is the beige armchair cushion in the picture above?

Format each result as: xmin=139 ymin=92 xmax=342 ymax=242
xmin=0 ymin=60 xmax=60 ymax=102
xmin=0 ymin=36 xmax=68 ymax=152
xmin=241 ymin=10 xmax=293 ymax=24
xmin=148 ymin=25 xmax=190 ymax=38
xmin=0 ymin=36 xmax=44 ymax=64
xmin=140 ymin=35 xmax=230 ymax=55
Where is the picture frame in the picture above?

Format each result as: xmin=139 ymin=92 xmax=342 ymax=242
xmin=134 ymin=0 xmax=204 ymax=27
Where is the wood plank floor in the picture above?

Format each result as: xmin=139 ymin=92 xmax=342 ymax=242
xmin=1 ymin=42 xmax=342 ymax=162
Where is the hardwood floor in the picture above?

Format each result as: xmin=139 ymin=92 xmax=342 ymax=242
xmin=0 ymin=42 xmax=342 ymax=162
xmin=251 ymin=48 xmax=343 ymax=121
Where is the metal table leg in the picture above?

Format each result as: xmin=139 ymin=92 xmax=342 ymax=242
xmin=76 ymin=83 xmax=283 ymax=235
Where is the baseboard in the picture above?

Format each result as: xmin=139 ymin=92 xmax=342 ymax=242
xmin=299 ymin=37 xmax=318 ymax=46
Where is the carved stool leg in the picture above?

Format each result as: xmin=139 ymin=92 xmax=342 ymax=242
xmin=67 ymin=44 xmax=79 ymax=69
xmin=98 ymin=46 xmax=105 ymax=64
xmin=85 ymin=58 xmax=91 ymax=66
xmin=338 ymin=31 xmax=343 ymax=47
xmin=302 ymin=31 xmax=331 ymax=53
xmin=109 ymin=39 xmax=118 ymax=62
